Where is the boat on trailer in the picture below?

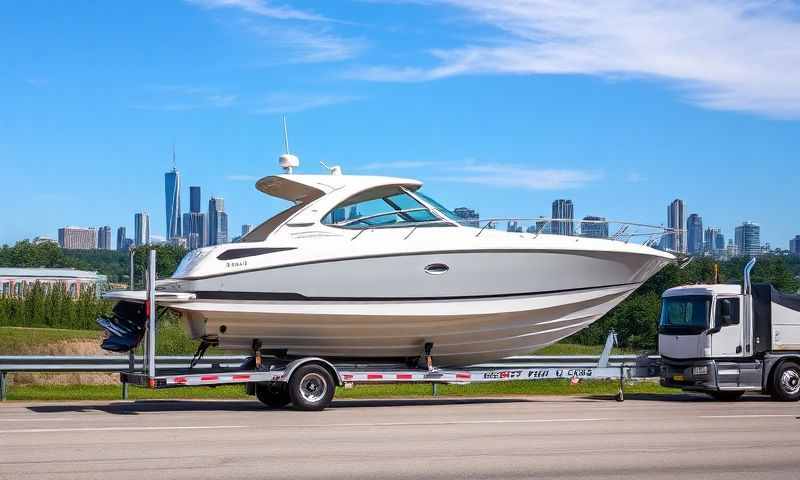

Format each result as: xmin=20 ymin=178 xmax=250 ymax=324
xmin=101 ymin=155 xmax=675 ymax=366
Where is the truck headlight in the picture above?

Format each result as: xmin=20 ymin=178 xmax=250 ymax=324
xmin=693 ymin=366 xmax=708 ymax=376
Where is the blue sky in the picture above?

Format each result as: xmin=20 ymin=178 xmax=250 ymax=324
xmin=1 ymin=0 xmax=798 ymax=247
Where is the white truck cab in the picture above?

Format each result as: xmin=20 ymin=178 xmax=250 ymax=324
xmin=659 ymin=259 xmax=800 ymax=401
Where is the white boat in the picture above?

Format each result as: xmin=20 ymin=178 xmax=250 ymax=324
xmin=102 ymin=163 xmax=675 ymax=365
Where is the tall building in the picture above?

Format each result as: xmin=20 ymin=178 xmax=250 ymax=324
xmin=116 ymin=227 xmax=127 ymax=251
xmin=241 ymin=224 xmax=253 ymax=236
xmin=57 ymin=227 xmax=97 ymax=250
xmin=97 ymin=226 xmax=112 ymax=250
xmin=581 ymin=216 xmax=609 ymax=238
xmin=453 ymin=207 xmax=480 ymax=227
xmin=714 ymin=231 xmax=725 ymax=252
xmin=667 ymin=199 xmax=685 ymax=253
xmin=164 ymin=165 xmax=181 ymax=240
xmin=735 ymin=221 xmax=761 ymax=257
xmin=790 ymin=235 xmax=800 ymax=256
xmin=506 ymin=221 xmax=523 ymax=233
xmin=189 ymin=186 xmax=201 ymax=213
xmin=183 ymin=212 xmax=206 ymax=250
xmin=551 ymin=199 xmax=574 ymax=236
xmin=703 ymin=227 xmax=720 ymax=254
xmin=134 ymin=212 xmax=150 ymax=246
xmin=686 ymin=213 xmax=703 ymax=255
xmin=208 ymin=197 xmax=228 ymax=245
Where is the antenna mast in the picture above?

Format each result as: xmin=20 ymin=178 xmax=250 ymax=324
xmin=278 ymin=115 xmax=299 ymax=174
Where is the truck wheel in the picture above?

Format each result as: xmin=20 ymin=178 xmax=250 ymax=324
xmin=770 ymin=361 xmax=800 ymax=402
xmin=288 ymin=364 xmax=335 ymax=411
xmin=255 ymin=383 xmax=291 ymax=408
xmin=708 ymin=391 xmax=744 ymax=401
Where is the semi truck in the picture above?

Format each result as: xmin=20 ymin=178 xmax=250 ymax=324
xmin=659 ymin=258 xmax=800 ymax=401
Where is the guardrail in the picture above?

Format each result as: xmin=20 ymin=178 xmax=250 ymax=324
xmin=0 ymin=353 xmax=659 ymax=401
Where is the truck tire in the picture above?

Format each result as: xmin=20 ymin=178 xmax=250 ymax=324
xmin=770 ymin=361 xmax=800 ymax=402
xmin=708 ymin=391 xmax=744 ymax=401
xmin=255 ymin=383 xmax=291 ymax=408
xmin=288 ymin=364 xmax=335 ymax=411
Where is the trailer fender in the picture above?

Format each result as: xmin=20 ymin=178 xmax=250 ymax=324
xmin=282 ymin=357 xmax=343 ymax=386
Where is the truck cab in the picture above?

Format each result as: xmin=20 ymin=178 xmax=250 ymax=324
xmin=659 ymin=259 xmax=800 ymax=401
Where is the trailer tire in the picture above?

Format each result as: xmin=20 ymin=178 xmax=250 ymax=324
xmin=770 ymin=361 xmax=800 ymax=402
xmin=707 ymin=390 xmax=744 ymax=401
xmin=255 ymin=383 xmax=291 ymax=408
xmin=288 ymin=364 xmax=335 ymax=411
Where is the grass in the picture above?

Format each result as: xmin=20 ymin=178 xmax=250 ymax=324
xmin=535 ymin=343 xmax=639 ymax=356
xmin=4 ymin=379 xmax=677 ymax=401
xmin=0 ymin=326 xmax=102 ymax=354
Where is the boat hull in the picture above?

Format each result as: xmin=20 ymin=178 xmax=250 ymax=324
xmin=172 ymin=283 xmax=640 ymax=365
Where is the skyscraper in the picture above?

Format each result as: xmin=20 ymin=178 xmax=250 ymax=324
xmin=790 ymin=235 xmax=800 ymax=256
xmin=581 ymin=216 xmax=609 ymax=238
xmin=735 ymin=221 xmax=761 ymax=257
xmin=667 ymin=199 xmax=686 ymax=253
xmin=241 ymin=224 xmax=253 ymax=236
xmin=506 ymin=221 xmax=523 ymax=233
xmin=208 ymin=197 xmax=228 ymax=245
xmin=97 ymin=226 xmax=112 ymax=250
xmin=164 ymin=151 xmax=181 ymax=240
xmin=58 ymin=227 xmax=97 ymax=250
xmin=686 ymin=213 xmax=703 ymax=255
xmin=190 ymin=186 xmax=201 ymax=213
xmin=453 ymin=207 xmax=479 ymax=227
xmin=703 ymin=227 xmax=719 ymax=254
xmin=535 ymin=216 xmax=551 ymax=234
xmin=135 ymin=212 xmax=150 ymax=246
xmin=715 ymin=231 xmax=725 ymax=252
xmin=551 ymin=199 xmax=574 ymax=236
xmin=116 ymin=227 xmax=127 ymax=251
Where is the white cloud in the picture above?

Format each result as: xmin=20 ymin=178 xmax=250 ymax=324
xmin=351 ymin=0 xmax=800 ymax=118
xmin=184 ymin=0 xmax=328 ymax=22
xmin=254 ymin=92 xmax=362 ymax=114
xmin=135 ymin=85 xmax=238 ymax=111
xmin=244 ymin=22 xmax=367 ymax=63
xmin=436 ymin=163 xmax=601 ymax=190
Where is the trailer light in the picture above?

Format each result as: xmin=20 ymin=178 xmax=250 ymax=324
xmin=693 ymin=366 xmax=708 ymax=376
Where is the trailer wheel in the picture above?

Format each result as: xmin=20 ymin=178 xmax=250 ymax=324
xmin=288 ymin=364 xmax=335 ymax=411
xmin=707 ymin=390 xmax=744 ymax=401
xmin=254 ymin=383 xmax=291 ymax=408
xmin=770 ymin=361 xmax=800 ymax=402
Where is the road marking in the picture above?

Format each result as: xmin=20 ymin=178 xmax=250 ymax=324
xmin=0 ymin=425 xmax=247 ymax=434
xmin=698 ymin=414 xmax=799 ymax=419
xmin=270 ymin=418 xmax=610 ymax=428
xmin=0 ymin=418 xmax=73 ymax=422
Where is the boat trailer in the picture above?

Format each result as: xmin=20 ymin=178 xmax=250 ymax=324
xmin=119 ymin=250 xmax=658 ymax=411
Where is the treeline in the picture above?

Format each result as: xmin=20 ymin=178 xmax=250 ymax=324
xmin=0 ymin=283 xmax=111 ymax=330
xmin=571 ymin=254 xmax=800 ymax=350
xmin=0 ymin=241 xmax=188 ymax=285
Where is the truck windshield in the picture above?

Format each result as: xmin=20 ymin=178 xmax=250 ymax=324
xmin=658 ymin=295 xmax=711 ymax=335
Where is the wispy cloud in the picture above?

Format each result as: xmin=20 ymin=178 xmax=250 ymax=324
xmin=350 ymin=0 xmax=800 ymax=118
xmin=362 ymin=159 xmax=600 ymax=189
xmin=134 ymin=85 xmax=238 ymax=111
xmin=254 ymin=92 xmax=363 ymax=114
xmin=226 ymin=174 xmax=259 ymax=181
xmin=243 ymin=22 xmax=367 ymax=63
xmin=436 ymin=163 xmax=601 ymax=190
xmin=625 ymin=172 xmax=646 ymax=183
xmin=184 ymin=0 xmax=328 ymax=22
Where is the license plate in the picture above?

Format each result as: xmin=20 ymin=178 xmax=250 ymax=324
xmin=672 ymin=374 xmax=685 ymax=381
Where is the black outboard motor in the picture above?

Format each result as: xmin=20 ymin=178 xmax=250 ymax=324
xmin=97 ymin=301 xmax=148 ymax=352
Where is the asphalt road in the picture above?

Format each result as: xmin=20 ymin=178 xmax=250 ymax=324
xmin=1 ymin=393 xmax=799 ymax=480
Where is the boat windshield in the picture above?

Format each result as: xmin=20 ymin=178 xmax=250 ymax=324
xmin=415 ymin=190 xmax=461 ymax=223
xmin=658 ymin=295 xmax=711 ymax=335
xmin=322 ymin=187 xmax=451 ymax=229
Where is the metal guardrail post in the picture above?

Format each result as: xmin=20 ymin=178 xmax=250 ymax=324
xmin=0 ymin=371 xmax=7 ymax=401
xmin=147 ymin=249 xmax=157 ymax=378
xmin=432 ymin=383 xmax=438 ymax=396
